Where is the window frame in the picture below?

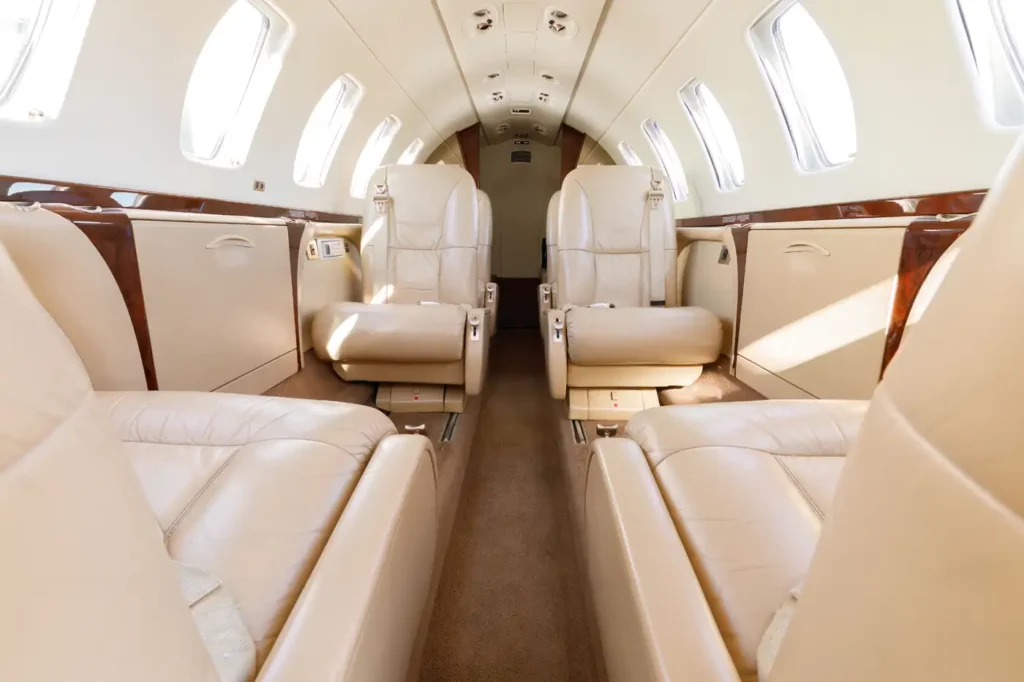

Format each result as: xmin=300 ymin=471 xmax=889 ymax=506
xmin=180 ymin=0 xmax=293 ymax=168
xmin=955 ymin=0 xmax=1024 ymax=127
xmin=0 ymin=0 xmax=96 ymax=122
xmin=750 ymin=0 xmax=857 ymax=171
xmin=349 ymin=114 xmax=402 ymax=198
xmin=679 ymin=79 xmax=746 ymax=191
xmin=641 ymin=118 xmax=688 ymax=201
xmin=616 ymin=141 xmax=643 ymax=167
xmin=293 ymin=75 xmax=364 ymax=188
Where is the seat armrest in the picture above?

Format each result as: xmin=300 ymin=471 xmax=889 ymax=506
xmin=257 ymin=435 xmax=438 ymax=682
xmin=537 ymin=283 xmax=553 ymax=336
xmin=586 ymin=438 xmax=741 ymax=682
xmin=485 ymin=283 xmax=499 ymax=337
xmin=464 ymin=308 xmax=490 ymax=396
xmin=545 ymin=309 xmax=567 ymax=399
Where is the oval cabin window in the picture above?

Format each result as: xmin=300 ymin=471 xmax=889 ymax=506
xmin=0 ymin=0 xmax=96 ymax=122
xmin=751 ymin=1 xmax=857 ymax=171
xmin=293 ymin=75 xmax=363 ymax=188
xmin=180 ymin=0 xmax=293 ymax=168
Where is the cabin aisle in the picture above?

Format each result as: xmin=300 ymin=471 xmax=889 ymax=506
xmin=419 ymin=330 xmax=598 ymax=682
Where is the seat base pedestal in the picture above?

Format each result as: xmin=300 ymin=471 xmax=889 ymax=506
xmin=567 ymin=388 xmax=660 ymax=421
xmin=377 ymin=384 xmax=466 ymax=413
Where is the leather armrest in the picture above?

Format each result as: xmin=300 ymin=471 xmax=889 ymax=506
xmin=537 ymin=284 xmax=553 ymax=338
xmin=257 ymin=435 xmax=438 ymax=682
xmin=545 ymin=309 xmax=567 ymax=399
xmin=485 ymin=283 xmax=499 ymax=337
xmin=464 ymin=308 xmax=490 ymax=396
xmin=586 ymin=438 xmax=741 ymax=682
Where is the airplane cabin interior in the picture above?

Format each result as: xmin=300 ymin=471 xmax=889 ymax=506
xmin=3 ymin=0 xmax=1024 ymax=680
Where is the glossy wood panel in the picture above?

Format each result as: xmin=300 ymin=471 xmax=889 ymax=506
xmin=456 ymin=123 xmax=482 ymax=188
xmin=677 ymin=189 xmax=987 ymax=227
xmin=47 ymin=206 xmax=159 ymax=390
xmin=559 ymin=125 xmax=586 ymax=181
xmin=0 ymin=175 xmax=360 ymax=223
xmin=880 ymin=219 xmax=971 ymax=377
xmin=731 ymin=225 xmax=751 ymax=373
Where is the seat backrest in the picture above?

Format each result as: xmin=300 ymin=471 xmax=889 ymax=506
xmin=0 ymin=242 xmax=217 ymax=681
xmin=477 ymin=189 xmax=493 ymax=296
xmin=545 ymin=190 xmax=560 ymax=283
xmin=361 ymin=164 xmax=479 ymax=306
xmin=770 ymin=137 xmax=1024 ymax=682
xmin=557 ymin=166 xmax=677 ymax=308
xmin=0 ymin=203 xmax=147 ymax=390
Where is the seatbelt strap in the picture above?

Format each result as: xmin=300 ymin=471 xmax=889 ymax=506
xmin=373 ymin=172 xmax=390 ymax=215
xmin=647 ymin=169 xmax=667 ymax=307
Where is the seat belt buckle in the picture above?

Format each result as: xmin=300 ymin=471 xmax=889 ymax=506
xmin=373 ymin=184 xmax=389 ymax=214
xmin=486 ymin=282 xmax=497 ymax=304
xmin=469 ymin=314 xmax=483 ymax=341
xmin=552 ymin=317 xmax=564 ymax=343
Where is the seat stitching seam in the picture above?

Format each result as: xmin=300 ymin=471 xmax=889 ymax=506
xmin=774 ymin=456 xmax=824 ymax=522
xmin=164 ymin=444 xmax=244 ymax=542
xmin=651 ymin=443 xmax=844 ymax=467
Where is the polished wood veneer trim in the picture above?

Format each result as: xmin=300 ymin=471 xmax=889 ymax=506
xmin=678 ymin=189 xmax=986 ymax=227
xmin=560 ymin=125 xmax=585 ymax=182
xmin=880 ymin=219 xmax=971 ymax=377
xmin=0 ymin=175 xmax=360 ymax=224
xmin=457 ymin=123 xmax=483 ymax=188
xmin=47 ymin=205 xmax=159 ymax=390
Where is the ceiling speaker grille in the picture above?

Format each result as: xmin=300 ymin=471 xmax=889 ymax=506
xmin=511 ymin=150 xmax=532 ymax=164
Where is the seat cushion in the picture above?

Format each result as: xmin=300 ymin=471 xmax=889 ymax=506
xmin=626 ymin=400 xmax=868 ymax=680
xmin=566 ymin=305 xmax=722 ymax=366
xmin=97 ymin=390 xmax=397 ymax=664
xmin=313 ymin=301 xmax=466 ymax=364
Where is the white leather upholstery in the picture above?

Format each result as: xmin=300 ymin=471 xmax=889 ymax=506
xmin=584 ymin=138 xmax=1024 ymax=682
xmin=0 ymin=203 xmax=147 ymax=390
xmin=546 ymin=167 xmax=723 ymax=397
xmin=478 ymin=189 xmax=498 ymax=336
xmin=315 ymin=164 xmax=490 ymax=392
xmin=545 ymin=190 xmax=560 ymax=285
xmin=361 ymin=164 xmax=479 ymax=306
xmin=0 ymin=237 xmax=441 ymax=681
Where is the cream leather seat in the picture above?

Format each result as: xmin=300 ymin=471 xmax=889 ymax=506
xmin=313 ymin=165 xmax=489 ymax=396
xmin=477 ymin=189 xmax=498 ymax=336
xmin=538 ymin=190 xmax=560 ymax=331
xmin=585 ymin=139 xmax=1024 ymax=682
xmin=545 ymin=167 xmax=723 ymax=401
xmin=0 ymin=237 xmax=439 ymax=681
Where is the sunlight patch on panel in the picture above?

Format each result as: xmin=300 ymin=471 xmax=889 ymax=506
xmin=740 ymin=275 xmax=897 ymax=373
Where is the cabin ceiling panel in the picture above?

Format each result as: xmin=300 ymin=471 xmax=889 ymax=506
xmin=438 ymin=0 xmax=608 ymax=145
xmin=326 ymin=0 xmax=478 ymax=139
xmin=565 ymin=0 xmax=713 ymax=139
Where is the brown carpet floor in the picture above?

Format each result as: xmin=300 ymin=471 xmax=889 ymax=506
xmin=419 ymin=330 xmax=598 ymax=682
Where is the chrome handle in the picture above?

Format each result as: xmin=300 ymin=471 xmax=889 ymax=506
xmin=206 ymin=234 xmax=255 ymax=249
xmin=783 ymin=241 xmax=830 ymax=257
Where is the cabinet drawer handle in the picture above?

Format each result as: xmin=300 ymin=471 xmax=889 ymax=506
xmin=206 ymin=235 xmax=255 ymax=249
xmin=783 ymin=241 xmax=830 ymax=256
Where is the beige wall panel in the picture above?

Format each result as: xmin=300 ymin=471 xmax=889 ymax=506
xmin=481 ymin=141 xmax=561 ymax=278
xmin=736 ymin=355 xmax=816 ymax=400
xmin=426 ymin=135 xmax=464 ymax=166
xmin=216 ymin=351 xmax=297 ymax=396
xmin=680 ymin=240 xmax=736 ymax=355
xmin=134 ymin=218 xmax=297 ymax=392
xmin=298 ymin=224 xmax=363 ymax=352
xmin=739 ymin=227 xmax=905 ymax=399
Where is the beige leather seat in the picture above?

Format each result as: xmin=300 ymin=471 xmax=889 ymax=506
xmin=585 ymin=138 xmax=1024 ymax=682
xmin=545 ymin=167 xmax=723 ymax=399
xmin=538 ymin=190 xmax=560 ymax=331
xmin=0 ymin=237 xmax=439 ymax=680
xmin=312 ymin=165 xmax=489 ymax=395
xmin=477 ymin=189 xmax=498 ymax=336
